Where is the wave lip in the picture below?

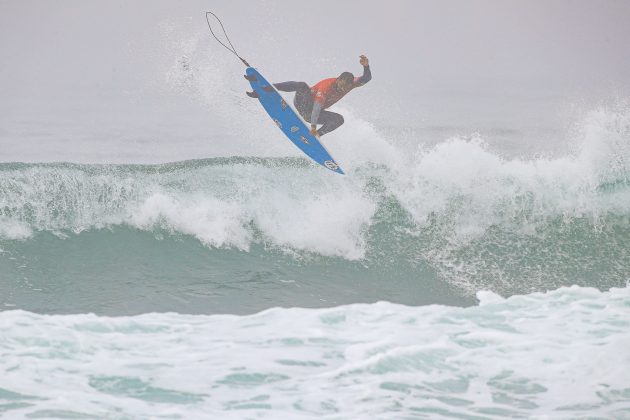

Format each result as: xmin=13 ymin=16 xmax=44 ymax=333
xmin=0 ymin=158 xmax=376 ymax=259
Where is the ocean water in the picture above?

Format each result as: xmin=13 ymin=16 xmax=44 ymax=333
xmin=2 ymin=3 xmax=630 ymax=418
xmin=2 ymin=106 xmax=630 ymax=418
xmin=1 ymin=287 xmax=629 ymax=419
xmin=2 ymin=107 xmax=629 ymax=316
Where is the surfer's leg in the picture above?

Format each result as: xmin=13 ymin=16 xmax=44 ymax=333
xmin=272 ymin=82 xmax=312 ymax=119
xmin=248 ymin=81 xmax=309 ymax=99
xmin=317 ymin=110 xmax=344 ymax=136
xmin=292 ymin=84 xmax=314 ymax=121
xmin=273 ymin=81 xmax=309 ymax=93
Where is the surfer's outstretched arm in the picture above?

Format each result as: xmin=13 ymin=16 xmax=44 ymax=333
xmin=355 ymin=55 xmax=371 ymax=86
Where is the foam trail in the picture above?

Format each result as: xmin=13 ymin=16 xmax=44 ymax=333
xmin=1 ymin=285 xmax=628 ymax=418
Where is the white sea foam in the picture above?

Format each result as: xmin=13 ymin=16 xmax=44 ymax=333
xmin=0 ymin=106 xmax=629 ymax=265
xmin=0 ymin=160 xmax=378 ymax=259
xmin=0 ymin=217 xmax=31 ymax=240
xmin=1 ymin=285 xmax=628 ymax=418
xmin=129 ymin=192 xmax=253 ymax=250
xmin=388 ymin=106 xmax=630 ymax=239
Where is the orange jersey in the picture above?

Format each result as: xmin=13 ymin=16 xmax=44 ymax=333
xmin=306 ymin=65 xmax=371 ymax=125
xmin=310 ymin=77 xmax=362 ymax=109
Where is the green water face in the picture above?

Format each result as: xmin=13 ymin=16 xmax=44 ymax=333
xmin=0 ymin=228 xmax=464 ymax=316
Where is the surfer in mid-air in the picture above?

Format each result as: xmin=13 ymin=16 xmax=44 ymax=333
xmin=248 ymin=55 xmax=371 ymax=138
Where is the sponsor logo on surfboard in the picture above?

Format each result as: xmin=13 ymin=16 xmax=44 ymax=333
xmin=273 ymin=119 xmax=282 ymax=129
xmin=280 ymin=99 xmax=288 ymax=110
xmin=300 ymin=135 xmax=310 ymax=145
xmin=324 ymin=160 xmax=339 ymax=170
xmin=290 ymin=126 xmax=299 ymax=133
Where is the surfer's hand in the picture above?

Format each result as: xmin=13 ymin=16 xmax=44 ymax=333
xmin=359 ymin=55 xmax=369 ymax=66
xmin=310 ymin=125 xmax=319 ymax=137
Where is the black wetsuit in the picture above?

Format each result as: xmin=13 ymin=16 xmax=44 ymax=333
xmin=274 ymin=65 xmax=371 ymax=136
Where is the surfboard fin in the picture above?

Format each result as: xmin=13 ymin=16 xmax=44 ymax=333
xmin=244 ymin=74 xmax=257 ymax=82
xmin=246 ymin=91 xmax=259 ymax=98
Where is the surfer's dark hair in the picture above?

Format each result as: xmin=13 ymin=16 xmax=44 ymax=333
xmin=338 ymin=72 xmax=354 ymax=83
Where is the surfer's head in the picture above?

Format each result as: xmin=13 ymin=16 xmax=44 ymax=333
xmin=335 ymin=72 xmax=354 ymax=92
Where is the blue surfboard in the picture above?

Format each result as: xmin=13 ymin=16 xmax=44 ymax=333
xmin=245 ymin=67 xmax=344 ymax=175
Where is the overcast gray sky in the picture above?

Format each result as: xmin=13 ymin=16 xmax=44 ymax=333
xmin=1 ymin=0 xmax=629 ymax=161
xmin=2 ymin=1 xmax=628 ymax=89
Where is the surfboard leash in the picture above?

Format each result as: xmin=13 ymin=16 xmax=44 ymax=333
xmin=205 ymin=11 xmax=250 ymax=67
